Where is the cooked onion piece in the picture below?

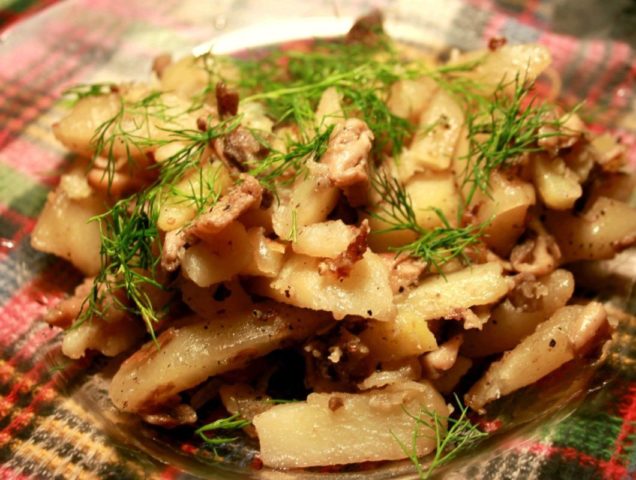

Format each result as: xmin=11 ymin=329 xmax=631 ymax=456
xmin=465 ymin=302 xmax=609 ymax=411
xmin=253 ymin=381 xmax=448 ymax=468
xmin=109 ymin=303 xmax=330 ymax=413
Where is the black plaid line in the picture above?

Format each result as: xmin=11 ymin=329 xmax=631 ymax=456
xmin=599 ymin=50 xmax=636 ymax=117
xmin=0 ymin=214 xmax=20 ymax=239
xmin=0 ymin=237 xmax=52 ymax=309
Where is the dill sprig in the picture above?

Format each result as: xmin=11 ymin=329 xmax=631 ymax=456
xmin=370 ymin=171 xmax=483 ymax=271
xmin=248 ymin=124 xmax=334 ymax=191
xmin=78 ymin=116 xmax=241 ymax=339
xmin=87 ymin=194 xmax=164 ymax=338
xmin=456 ymin=76 xmax=552 ymax=212
xmin=89 ymin=90 xmax=186 ymax=190
xmin=236 ymin=38 xmax=416 ymax=155
xmin=195 ymin=414 xmax=251 ymax=452
xmin=393 ymin=396 xmax=488 ymax=479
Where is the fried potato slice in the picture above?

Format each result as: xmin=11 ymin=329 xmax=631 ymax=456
xmin=109 ymin=303 xmax=330 ymax=413
xmin=253 ymin=381 xmax=448 ymax=468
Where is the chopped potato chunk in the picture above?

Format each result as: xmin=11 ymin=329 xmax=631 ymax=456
xmin=253 ymin=381 xmax=448 ymax=468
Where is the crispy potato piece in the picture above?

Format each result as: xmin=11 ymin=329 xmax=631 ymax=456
xmin=398 ymin=262 xmax=512 ymax=323
xmin=545 ymin=196 xmax=636 ymax=263
xmin=473 ymin=171 xmax=536 ymax=256
xmin=159 ymin=56 xmax=212 ymax=99
xmin=449 ymin=44 xmax=552 ymax=95
xmin=462 ymin=269 xmax=574 ymax=357
xmin=387 ymin=77 xmax=438 ymax=123
xmin=31 ymin=180 xmax=104 ymax=276
xmin=292 ymin=220 xmax=357 ymax=258
xmin=465 ymin=302 xmax=609 ymax=411
xmin=240 ymin=227 xmax=286 ymax=278
xmin=407 ymin=171 xmax=459 ymax=230
xmin=255 ymin=251 xmax=396 ymax=321
xmin=157 ymin=163 xmax=233 ymax=232
xmin=365 ymin=211 xmax=418 ymax=252
xmin=53 ymin=87 xmax=202 ymax=162
xmin=253 ymin=381 xmax=448 ymax=468
xmin=532 ymin=155 xmax=582 ymax=210
xmin=180 ymin=279 xmax=253 ymax=318
xmin=109 ymin=303 xmax=330 ymax=413
xmin=360 ymin=308 xmax=438 ymax=362
xmin=181 ymin=222 xmax=250 ymax=287
xmin=399 ymin=89 xmax=463 ymax=178
xmin=272 ymin=162 xmax=339 ymax=239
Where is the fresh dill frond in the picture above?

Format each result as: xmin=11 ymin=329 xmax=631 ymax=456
xmin=249 ymin=124 xmax=334 ymax=191
xmin=89 ymin=90 xmax=185 ymax=190
xmin=172 ymin=164 xmax=224 ymax=215
xmin=457 ymin=76 xmax=551 ymax=212
xmin=195 ymin=414 xmax=251 ymax=452
xmin=370 ymin=171 xmax=483 ymax=271
xmin=78 ymin=116 xmax=241 ymax=339
xmin=392 ymin=396 xmax=488 ymax=479
xmin=236 ymin=37 xmax=417 ymax=155
xmin=89 ymin=193 xmax=164 ymax=339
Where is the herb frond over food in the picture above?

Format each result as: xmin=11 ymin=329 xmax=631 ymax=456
xmin=370 ymin=171 xmax=484 ymax=271
xmin=195 ymin=414 xmax=251 ymax=454
xmin=392 ymin=396 xmax=488 ymax=479
xmin=453 ymin=76 xmax=551 ymax=214
xmin=236 ymin=38 xmax=417 ymax=155
xmin=248 ymin=124 xmax=335 ymax=191
xmin=78 ymin=116 xmax=241 ymax=339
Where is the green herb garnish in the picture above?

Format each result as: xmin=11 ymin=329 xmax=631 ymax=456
xmin=370 ymin=171 xmax=484 ymax=271
xmin=248 ymin=124 xmax=334 ymax=191
xmin=393 ymin=397 xmax=488 ymax=479
xmin=195 ymin=414 xmax=251 ymax=453
xmin=78 ymin=115 xmax=241 ymax=339
xmin=236 ymin=38 xmax=415 ymax=155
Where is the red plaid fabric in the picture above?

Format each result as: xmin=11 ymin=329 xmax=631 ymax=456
xmin=0 ymin=0 xmax=634 ymax=478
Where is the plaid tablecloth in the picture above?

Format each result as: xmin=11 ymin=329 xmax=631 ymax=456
xmin=0 ymin=0 xmax=635 ymax=478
